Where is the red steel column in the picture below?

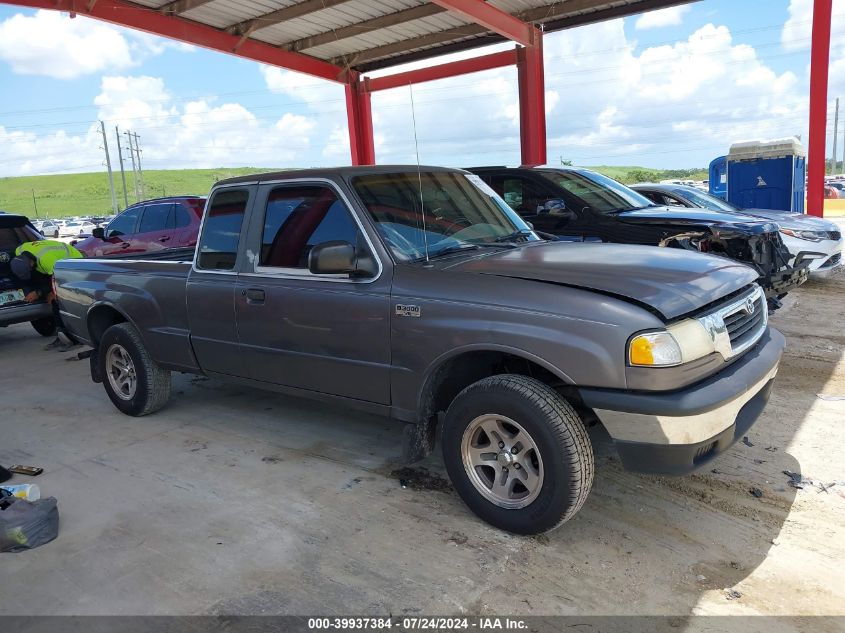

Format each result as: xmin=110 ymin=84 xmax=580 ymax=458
xmin=345 ymin=74 xmax=376 ymax=165
xmin=517 ymin=34 xmax=547 ymax=167
xmin=807 ymin=0 xmax=833 ymax=217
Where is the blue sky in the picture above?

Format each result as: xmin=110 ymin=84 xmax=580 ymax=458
xmin=0 ymin=0 xmax=842 ymax=177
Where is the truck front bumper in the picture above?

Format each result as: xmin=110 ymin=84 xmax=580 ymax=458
xmin=579 ymin=328 xmax=785 ymax=475
xmin=760 ymin=265 xmax=809 ymax=297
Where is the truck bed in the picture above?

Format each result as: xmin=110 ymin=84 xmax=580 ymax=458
xmin=55 ymin=257 xmax=199 ymax=373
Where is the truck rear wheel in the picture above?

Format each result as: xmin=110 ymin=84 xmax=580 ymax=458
xmin=31 ymin=317 xmax=56 ymax=337
xmin=99 ymin=322 xmax=171 ymax=416
xmin=442 ymin=374 xmax=593 ymax=534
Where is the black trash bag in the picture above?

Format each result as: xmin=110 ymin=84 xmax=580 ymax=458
xmin=0 ymin=465 xmax=10 ymax=483
xmin=0 ymin=496 xmax=59 ymax=552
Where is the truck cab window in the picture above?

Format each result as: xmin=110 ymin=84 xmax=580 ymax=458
xmin=197 ymin=188 xmax=249 ymax=270
xmin=260 ymin=185 xmax=359 ymax=269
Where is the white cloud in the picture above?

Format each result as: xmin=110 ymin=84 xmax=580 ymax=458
xmin=0 ymin=10 xmax=194 ymax=80
xmin=0 ymin=125 xmax=101 ymax=176
xmin=0 ymin=74 xmax=322 ymax=176
xmin=0 ymin=11 xmax=134 ymax=79
xmin=634 ymin=5 xmax=691 ymax=30
xmin=782 ymin=0 xmax=813 ymax=51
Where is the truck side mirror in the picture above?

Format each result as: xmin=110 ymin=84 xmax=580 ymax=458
xmin=309 ymin=240 xmax=376 ymax=278
xmin=92 ymin=227 xmax=105 ymax=239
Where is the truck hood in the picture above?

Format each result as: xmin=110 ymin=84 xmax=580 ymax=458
xmin=448 ymin=242 xmax=759 ymax=320
xmin=616 ymin=206 xmax=779 ymax=235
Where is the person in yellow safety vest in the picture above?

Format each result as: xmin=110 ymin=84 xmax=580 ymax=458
xmin=10 ymin=240 xmax=84 ymax=350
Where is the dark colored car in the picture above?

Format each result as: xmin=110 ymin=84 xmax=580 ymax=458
xmin=469 ymin=166 xmax=808 ymax=302
xmin=0 ymin=214 xmax=56 ymax=337
xmin=55 ymin=166 xmax=785 ymax=534
xmin=73 ymin=196 xmax=205 ymax=258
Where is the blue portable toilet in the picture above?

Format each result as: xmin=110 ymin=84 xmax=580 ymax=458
xmin=726 ymin=138 xmax=806 ymax=212
xmin=708 ymin=156 xmax=728 ymax=200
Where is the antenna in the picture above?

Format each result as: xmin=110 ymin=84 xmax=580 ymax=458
xmin=409 ymin=82 xmax=429 ymax=262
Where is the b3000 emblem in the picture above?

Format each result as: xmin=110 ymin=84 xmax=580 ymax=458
xmin=395 ymin=304 xmax=421 ymax=317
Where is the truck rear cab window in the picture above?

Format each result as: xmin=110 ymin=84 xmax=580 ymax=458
xmin=197 ymin=188 xmax=249 ymax=270
xmin=259 ymin=185 xmax=359 ymax=269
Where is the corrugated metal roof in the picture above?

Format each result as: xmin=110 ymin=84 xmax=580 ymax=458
xmin=110 ymin=0 xmax=697 ymax=74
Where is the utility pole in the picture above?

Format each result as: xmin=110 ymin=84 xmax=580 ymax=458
xmin=115 ymin=125 xmax=128 ymax=209
xmin=132 ymin=132 xmax=146 ymax=200
xmin=99 ymin=121 xmax=118 ymax=214
xmin=124 ymin=130 xmax=139 ymax=203
xmin=833 ymin=98 xmax=840 ymax=175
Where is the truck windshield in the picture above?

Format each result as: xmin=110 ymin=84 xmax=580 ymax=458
xmin=536 ymin=169 xmax=654 ymax=213
xmin=352 ymin=171 xmax=539 ymax=262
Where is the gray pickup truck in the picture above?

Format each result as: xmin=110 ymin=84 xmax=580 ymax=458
xmin=54 ymin=166 xmax=785 ymax=534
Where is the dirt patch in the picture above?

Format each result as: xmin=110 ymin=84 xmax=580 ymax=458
xmin=390 ymin=466 xmax=453 ymax=493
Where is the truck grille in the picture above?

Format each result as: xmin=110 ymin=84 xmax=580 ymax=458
xmin=723 ymin=293 xmax=766 ymax=350
xmin=696 ymin=285 xmax=768 ymax=360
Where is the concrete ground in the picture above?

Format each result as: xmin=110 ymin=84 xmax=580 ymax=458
xmin=1 ymin=254 xmax=844 ymax=621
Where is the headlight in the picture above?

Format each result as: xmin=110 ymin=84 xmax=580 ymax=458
xmin=629 ymin=317 xmax=720 ymax=367
xmin=628 ymin=331 xmax=682 ymax=366
xmin=780 ymin=228 xmax=825 ymax=242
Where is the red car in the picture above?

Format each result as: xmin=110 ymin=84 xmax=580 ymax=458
xmin=74 ymin=196 xmax=206 ymax=258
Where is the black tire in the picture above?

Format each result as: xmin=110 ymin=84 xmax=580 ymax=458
xmin=442 ymin=374 xmax=593 ymax=534
xmin=31 ymin=317 xmax=57 ymax=337
xmin=98 ymin=322 xmax=171 ymax=416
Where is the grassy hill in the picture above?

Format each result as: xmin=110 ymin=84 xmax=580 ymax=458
xmin=0 ymin=165 xmax=708 ymax=219
xmin=0 ymin=167 xmax=277 ymax=219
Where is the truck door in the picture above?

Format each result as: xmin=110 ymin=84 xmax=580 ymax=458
xmin=235 ymin=181 xmax=391 ymax=404
xmin=186 ymin=186 xmax=252 ymax=378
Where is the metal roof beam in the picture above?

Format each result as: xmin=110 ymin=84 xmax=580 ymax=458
xmin=226 ymin=0 xmax=351 ymax=36
xmin=352 ymin=0 xmax=698 ymax=72
xmin=159 ymin=0 xmax=214 ymax=16
xmin=368 ymin=48 xmax=518 ymax=92
xmin=430 ymin=0 xmax=539 ymax=46
xmin=332 ymin=22 xmax=487 ymax=67
xmin=284 ymin=4 xmax=447 ymax=52
xmin=5 ymin=0 xmax=348 ymax=83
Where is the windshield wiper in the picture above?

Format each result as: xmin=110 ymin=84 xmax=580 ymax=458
xmin=494 ymin=229 xmax=534 ymax=242
xmin=412 ymin=244 xmax=481 ymax=262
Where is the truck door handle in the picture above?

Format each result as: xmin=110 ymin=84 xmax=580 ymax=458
xmin=244 ymin=288 xmax=265 ymax=304
xmin=158 ymin=236 xmax=171 ymax=242
xmin=120 ymin=242 xmax=131 ymax=248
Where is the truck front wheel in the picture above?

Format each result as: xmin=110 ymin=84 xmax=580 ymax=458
xmin=99 ymin=322 xmax=171 ymax=416
xmin=442 ymin=374 xmax=594 ymax=534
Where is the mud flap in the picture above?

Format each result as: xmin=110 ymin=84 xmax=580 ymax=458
xmin=402 ymin=416 xmax=439 ymax=464
xmin=88 ymin=348 xmax=102 ymax=383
